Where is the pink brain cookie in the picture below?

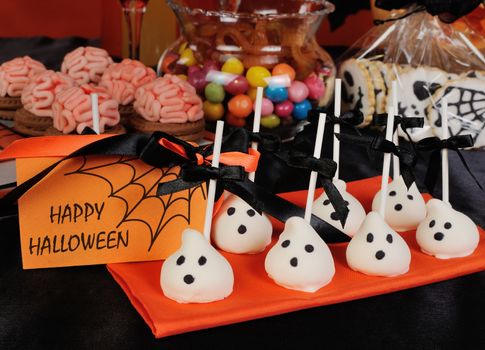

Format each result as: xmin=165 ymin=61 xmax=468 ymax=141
xmin=61 ymin=47 xmax=113 ymax=85
xmin=100 ymin=59 xmax=156 ymax=105
xmin=21 ymin=70 xmax=77 ymax=117
xmin=52 ymin=84 xmax=119 ymax=134
xmin=134 ymin=74 xmax=203 ymax=124
xmin=0 ymin=56 xmax=46 ymax=97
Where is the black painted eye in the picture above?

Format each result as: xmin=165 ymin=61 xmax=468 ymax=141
xmin=386 ymin=234 xmax=393 ymax=244
xmin=238 ymin=225 xmax=247 ymax=234
xmin=281 ymin=240 xmax=290 ymax=248
xmin=367 ymin=233 xmax=374 ymax=243
xmin=176 ymin=255 xmax=185 ymax=265
xmin=227 ymin=207 xmax=235 ymax=216
xmin=247 ymin=209 xmax=255 ymax=217
xmin=444 ymin=222 xmax=452 ymax=229
xmin=394 ymin=204 xmax=403 ymax=211
xmin=198 ymin=256 xmax=207 ymax=266
xmin=407 ymin=195 xmax=414 ymax=200
xmin=305 ymin=244 xmax=314 ymax=253
xmin=389 ymin=191 xmax=397 ymax=196
xmin=429 ymin=220 xmax=435 ymax=228
xmin=323 ymin=199 xmax=330 ymax=206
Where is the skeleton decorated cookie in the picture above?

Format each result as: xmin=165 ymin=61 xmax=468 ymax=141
xmin=339 ymin=59 xmax=375 ymax=127
xmin=372 ymin=176 xmax=426 ymax=232
xmin=346 ymin=211 xmax=411 ymax=277
xmin=416 ymin=199 xmax=479 ymax=259
xmin=361 ymin=59 xmax=387 ymax=115
xmin=312 ymin=179 xmax=366 ymax=237
xmin=389 ymin=67 xmax=449 ymax=141
xmin=265 ymin=216 xmax=335 ymax=292
xmin=160 ymin=228 xmax=234 ymax=303
xmin=212 ymin=194 xmax=273 ymax=254
xmin=427 ymin=78 xmax=485 ymax=148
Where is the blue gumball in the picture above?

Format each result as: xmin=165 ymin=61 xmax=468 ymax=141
xmin=264 ymin=86 xmax=288 ymax=103
xmin=293 ymin=99 xmax=312 ymax=120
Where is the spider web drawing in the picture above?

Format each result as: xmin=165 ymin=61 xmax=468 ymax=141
xmin=65 ymin=156 xmax=206 ymax=252
xmin=434 ymin=87 xmax=485 ymax=142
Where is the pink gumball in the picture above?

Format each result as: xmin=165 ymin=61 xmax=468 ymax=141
xmin=275 ymin=100 xmax=294 ymax=118
xmin=288 ymin=80 xmax=309 ymax=103
xmin=202 ymin=60 xmax=220 ymax=74
xmin=304 ymin=73 xmax=325 ymax=100
xmin=256 ymin=97 xmax=274 ymax=116
xmin=187 ymin=65 xmax=201 ymax=77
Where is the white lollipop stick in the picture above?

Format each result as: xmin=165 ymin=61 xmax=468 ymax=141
xmin=333 ymin=79 xmax=341 ymax=181
xmin=203 ymin=120 xmax=224 ymax=242
xmin=304 ymin=113 xmax=327 ymax=223
xmin=249 ymin=87 xmax=264 ymax=182
xmin=441 ymin=98 xmax=449 ymax=205
xmin=379 ymin=107 xmax=395 ymax=218
xmin=91 ymin=93 xmax=100 ymax=135
xmin=391 ymin=80 xmax=400 ymax=179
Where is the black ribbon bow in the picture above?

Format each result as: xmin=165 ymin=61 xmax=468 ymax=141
xmin=371 ymin=135 xmax=417 ymax=189
xmin=285 ymin=151 xmax=350 ymax=228
xmin=372 ymin=114 xmax=424 ymax=142
xmin=308 ymin=109 xmax=364 ymax=132
xmin=249 ymin=131 xmax=281 ymax=152
xmin=417 ymin=135 xmax=483 ymax=195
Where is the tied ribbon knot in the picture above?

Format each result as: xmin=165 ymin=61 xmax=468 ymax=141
xmin=417 ymin=135 xmax=483 ymax=194
xmin=308 ymin=109 xmax=364 ymax=132
xmin=372 ymin=114 xmax=424 ymax=148
xmin=249 ymin=131 xmax=281 ymax=152
xmin=286 ymin=151 xmax=350 ymax=227
xmin=371 ymin=136 xmax=417 ymax=189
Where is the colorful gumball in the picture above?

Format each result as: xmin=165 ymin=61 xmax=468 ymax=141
xmin=265 ymin=86 xmax=288 ymax=103
xmin=246 ymin=66 xmax=271 ymax=87
xmin=272 ymin=63 xmax=296 ymax=81
xmin=228 ymin=94 xmax=253 ymax=118
xmin=221 ymin=57 xmax=245 ymax=75
xmin=304 ymin=73 xmax=326 ymax=100
xmin=226 ymin=113 xmax=246 ymax=127
xmin=260 ymin=114 xmax=281 ymax=129
xmin=293 ymin=99 xmax=312 ymax=120
xmin=179 ymin=48 xmax=196 ymax=66
xmin=177 ymin=74 xmax=188 ymax=81
xmin=188 ymin=70 xmax=208 ymax=93
xmin=225 ymin=76 xmax=249 ymax=95
xmin=187 ymin=65 xmax=201 ymax=77
xmin=203 ymin=100 xmax=225 ymax=121
xmin=247 ymin=87 xmax=258 ymax=101
xmin=177 ymin=42 xmax=188 ymax=55
xmin=275 ymin=100 xmax=294 ymax=118
xmin=204 ymin=82 xmax=225 ymax=103
xmin=257 ymin=97 xmax=274 ymax=116
xmin=288 ymin=80 xmax=309 ymax=103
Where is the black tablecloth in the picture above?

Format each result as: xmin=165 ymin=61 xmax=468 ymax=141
xmin=1 ymin=39 xmax=485 ymax=349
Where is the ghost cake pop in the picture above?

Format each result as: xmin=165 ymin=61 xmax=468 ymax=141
xmin=312 ymin=79 xmax=365 ymax=237
xmin=212 ymin=87 xmax=273 ymax=254
xmin=160 ymin=121 xmax=234 ymax=303
xmin=371 ymin=81 xmax=426 ymax=232
xmin=416 ymin=100 xmax=479 ymax=259
xmin=265 ymin=114 xmax=335 ymax=292
xmin=346 ymin=110 xmax=411 ymax=277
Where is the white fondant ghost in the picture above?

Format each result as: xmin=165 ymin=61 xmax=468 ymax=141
xmin=372 ymin=176 xmax=426 ymax=232
xmin=346 ymin=211 xmax=411 ymax=277
xmin=416 ymin=199 xmax=480 ymax=259
xmin=312 ymin=179 xmax=366 ymax=237
xmin=212 ymin=194 xmax=273 ymax=254
xmin=264 ymin=216 xmax=335 ymax=293
xmin=160 ymin=229 xmax=234 ymax=303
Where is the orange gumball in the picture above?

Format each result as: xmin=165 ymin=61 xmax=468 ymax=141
xmin=227 ymin=94 xmax=253 ymax=118
xmin=226 ymin=112 xmax=246 ymax=127
xmin=272 ymin=63 xmax=296 ymax=81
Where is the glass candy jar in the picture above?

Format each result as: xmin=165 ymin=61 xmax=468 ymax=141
xmin=161 ymin=0 xmax=336 ymax=138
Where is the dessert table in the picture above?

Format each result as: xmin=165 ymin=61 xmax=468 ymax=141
xmin=1 ymin=39 xmax=484 ymax=349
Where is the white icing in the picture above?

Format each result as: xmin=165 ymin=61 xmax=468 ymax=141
xmin=416 ymin=199 xmax=479 ymax=259
xmin=264 ymin=216 xmax=335 ymax=293
xmin=160 ymin=228 xmax=234 ymax=303
xmin=312 ymin=179 xmax=366 ymax=237
xmin=372 ymin=176 xmax=426 ymax=232
xmin=346 ymin=211 xmax=411 ymax=277
xmin=212 ymin=194 xmax=273 ymax=254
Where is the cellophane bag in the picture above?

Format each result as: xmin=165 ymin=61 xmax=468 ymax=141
xmin=337 ymin=5 xmax=485 ymax=148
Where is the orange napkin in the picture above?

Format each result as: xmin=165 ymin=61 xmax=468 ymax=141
xmin=107 ymin=176 xmax=485 ymax=338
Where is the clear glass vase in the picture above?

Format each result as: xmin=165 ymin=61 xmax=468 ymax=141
xmin=161 ymin=0 xmax=336 ymax=139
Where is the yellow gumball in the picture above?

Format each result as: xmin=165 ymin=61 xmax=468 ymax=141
xmin=221 ymin=57 xmax=244 ymax=75
xmin=246 ymin=66 xmax=271 ymax=87
xmin=203 ymin=100 xmax=225 ymax=121
xmin=179 ymin=48 xmax=196 ymax=66
xmin=177 ymin=74 xmax=188 ymax=81
xmin=177 ymin=42 xmax=188 ymax=55
xmin=247 ymin=87 xmax=258 ymax=101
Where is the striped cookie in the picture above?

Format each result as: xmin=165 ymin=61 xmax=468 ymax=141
xmin=14 ymin=107 xmax=53 ymax=136
xmin=361 ymin=59 xmax=387 ymax=115
xmin=129 ymin=113 xmax=205 ymax=141
xmin=0 ymin=96 xmax=22 ymax=120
